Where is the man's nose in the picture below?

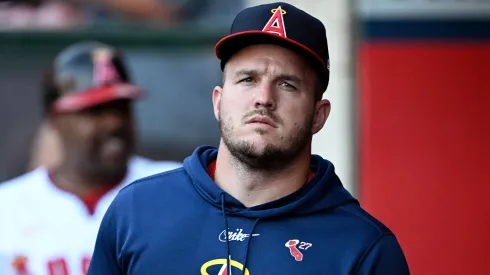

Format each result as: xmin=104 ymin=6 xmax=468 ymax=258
xmin=254 ymin=83 xmax=277 ymax=110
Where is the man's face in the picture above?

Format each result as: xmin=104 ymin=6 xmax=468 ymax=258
xmin=51 ymin=99 xmax=135 ymax=179
xmin=213 ymin=44 xmax=330 ymax=170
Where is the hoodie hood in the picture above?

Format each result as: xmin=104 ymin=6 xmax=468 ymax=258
xmin=184 ymin=145 xmax=358 ymax=219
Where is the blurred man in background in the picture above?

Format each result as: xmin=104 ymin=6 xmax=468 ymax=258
xmin=0 ymin=41 xmax=181 ymax=275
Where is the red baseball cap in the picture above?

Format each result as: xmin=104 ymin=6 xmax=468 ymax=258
xmin=43 ymin=41 xmax=143 ymax=114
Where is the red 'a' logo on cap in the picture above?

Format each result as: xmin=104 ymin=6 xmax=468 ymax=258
xmin=92 ymin=48 xmax=121 ymax=86
xmin=262 ymin=6 xmax=287 ymax=38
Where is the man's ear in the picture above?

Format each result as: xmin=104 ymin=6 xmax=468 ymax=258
xmin=312 ymin=99 xmax=331 ymax=134
xmin=212 ymin=86 xmax=223 ymax=121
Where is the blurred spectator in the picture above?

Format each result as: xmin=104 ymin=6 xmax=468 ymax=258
xmin=0 ymin=0 xmax=82 ymax=29
xmin=0 ymin=0 xmax=244 ymax=29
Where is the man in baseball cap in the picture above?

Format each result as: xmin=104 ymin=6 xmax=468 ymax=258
xmin=88 ymin=3 xmax=410 ymax=275
xmin=0 ymin=41 xmax=181 ymax=275
xmin=41 ymin=41 xmax=145 ymax=180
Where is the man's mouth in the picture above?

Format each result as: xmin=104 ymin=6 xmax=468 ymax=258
xmin=246 ymin=115 xmax=278 ymax=128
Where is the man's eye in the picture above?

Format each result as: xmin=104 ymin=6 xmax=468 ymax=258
xmin=280 ymin=82 xmax=296 ymax=89
xmin=240 ymin=77 xmax=255 ymax=83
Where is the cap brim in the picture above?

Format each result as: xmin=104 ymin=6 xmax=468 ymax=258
xmin=51 ymin=83 xmax=143 ymax=113
xmin=215 ymin=31 xmax=327 ymax=72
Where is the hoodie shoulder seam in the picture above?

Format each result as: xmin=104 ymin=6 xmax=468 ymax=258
xmin=352 ymin=232 xmax=394 ymax=274
xmin=119 ymin=167 xmax=185 ymax=193
xmin=337 ymin=206 xmax=388 ymax=234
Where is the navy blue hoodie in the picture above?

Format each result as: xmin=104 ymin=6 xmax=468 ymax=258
xmin=88 ymin=146 xmax=410 ymax=274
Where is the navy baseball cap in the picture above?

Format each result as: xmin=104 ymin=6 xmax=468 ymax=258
xmin=215 ymin=2 xmax=330 ymax=91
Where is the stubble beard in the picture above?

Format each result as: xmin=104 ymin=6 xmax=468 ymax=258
xmin=218 ymin=109 xmax=314 ymax=172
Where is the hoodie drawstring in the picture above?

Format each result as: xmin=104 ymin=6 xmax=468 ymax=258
xmin=220 ymin=192 xmax=260 ymax=275
xmin=220 ymin=192 xmax=231 ymax=275
xmin=242 ymin=218 xmax=259 ymax=275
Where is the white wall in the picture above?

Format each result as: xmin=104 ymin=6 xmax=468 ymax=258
xmin=245 ymin=0 xmax=356 ymax=195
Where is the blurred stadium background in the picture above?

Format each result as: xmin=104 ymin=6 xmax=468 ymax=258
xmin=0 ymin=0 xmax=489 ymax=274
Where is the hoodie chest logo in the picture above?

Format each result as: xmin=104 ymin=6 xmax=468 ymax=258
xmin=285 ymin=239 xmax=312 ymax=261
xmin=219 ymin=229 xmax=260 ymax=243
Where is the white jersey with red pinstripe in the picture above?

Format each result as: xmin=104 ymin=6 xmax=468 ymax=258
xmin=0 ymin=156 xmax=181 ymax=275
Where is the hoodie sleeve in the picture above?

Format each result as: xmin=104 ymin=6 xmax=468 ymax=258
xmin=354 ymin=233 xmax=410 ymax=275
xmin=87 ymin=199 xmax=122 ymax=275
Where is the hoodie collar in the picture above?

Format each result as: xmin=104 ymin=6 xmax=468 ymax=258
xmin=184 ymin=145 xmax=358 ymax=219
